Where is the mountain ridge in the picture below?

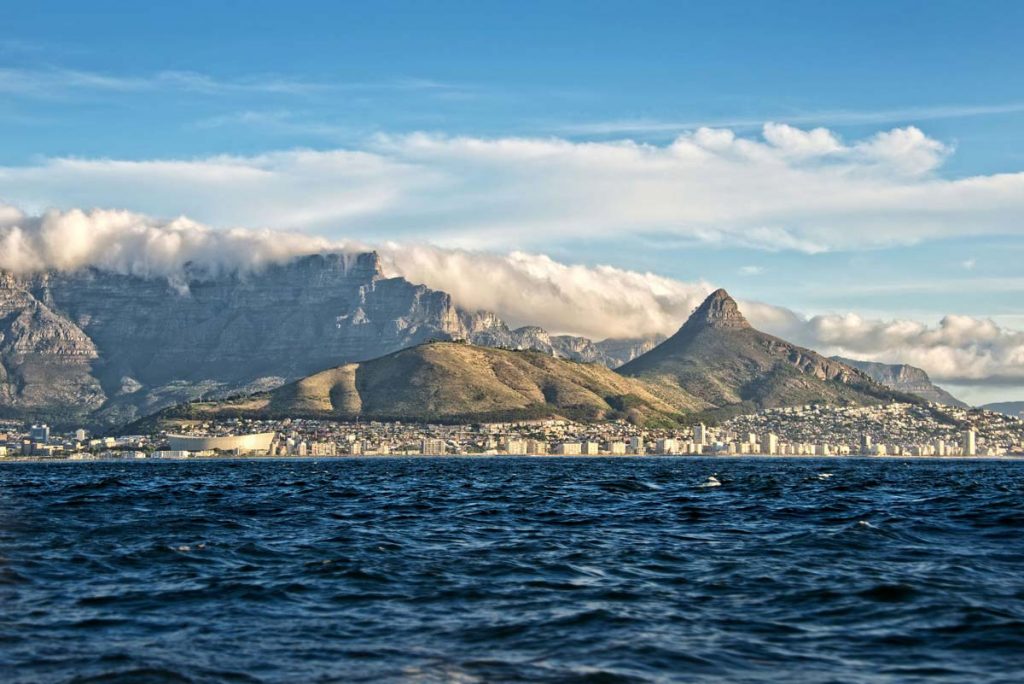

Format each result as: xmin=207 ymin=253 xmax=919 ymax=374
xmin=618 ymin=289 xmax=912 ymax=415
xmin=831 ymin=356 xmax=967 ymax=407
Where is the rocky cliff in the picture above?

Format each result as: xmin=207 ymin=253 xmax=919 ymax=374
xmin=0 ymin=252 xmax=659 ymax=426
xmin=618 ymin=289 xmax=911 ymax=415
xmin=831 ymin=357 xmax=967 ymax=407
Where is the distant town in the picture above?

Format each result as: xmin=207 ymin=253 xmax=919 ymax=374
xmin=2 ymin=401 xmax=1022 ymax=461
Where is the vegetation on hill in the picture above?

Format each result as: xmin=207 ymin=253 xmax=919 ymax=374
xmin=161 ymin=342 xmax=701 ymax=426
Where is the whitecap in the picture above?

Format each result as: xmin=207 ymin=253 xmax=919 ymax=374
xmin=700 ymin=476 xmax=721 ymax=488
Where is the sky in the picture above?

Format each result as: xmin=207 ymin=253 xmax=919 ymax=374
xmin=2 ymin=0 xmax=1024 ymax=404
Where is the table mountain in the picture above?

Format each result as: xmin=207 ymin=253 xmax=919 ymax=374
xmin=831 ymin=356 xmax=967 ymax=407
xmin=617 ymin=289 xmax=910 ymax=415
xmin=0 ymin=253 xmax=659 ymax=426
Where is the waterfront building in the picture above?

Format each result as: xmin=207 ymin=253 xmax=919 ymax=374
xmin=30 ymin=424 xmax=51 ymax=444
xmin=167 ymin=432 xmax=276 ymax=455
xmin=963 ymin=429 xmax=977 ymax=457
xmin=628 ymin=436 xmax=645 ymax=455
xmin=655 ymin=438 xmax=679 ymax=454
xmin=526 ymin=439 xmax=548 ymax=455
xmin=555 ymin=442 xmax=582 ymax=455
xmin=694 ymin=424 xmax=708 ymax=446
xmin=607 ymin=441 xmax=627 ymax=455
xmin=420 ymin=438 xmax=446 ymax=455
xmin=582 ymin=441 xmax=600 ymax=455
xmin=506 ymin=439 xmax=528 ymax=455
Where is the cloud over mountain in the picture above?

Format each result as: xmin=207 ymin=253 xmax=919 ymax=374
xmin=1 ymin=202 xmax=1022 ymax=388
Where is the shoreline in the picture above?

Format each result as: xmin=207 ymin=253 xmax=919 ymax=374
xmin=3 ymin=453 xmax=1023 ymax=464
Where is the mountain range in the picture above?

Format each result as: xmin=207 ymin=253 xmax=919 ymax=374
xmin=0 ymin=253 xmax=656 ymax=426
xmin=153 ymin=287 xmax=911 ymax=427
xmin=1 ymin=252 xmax=936 ymax=427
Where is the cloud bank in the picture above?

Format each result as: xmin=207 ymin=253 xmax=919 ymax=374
xmin=1 ymin=203 xmax=1022 ymax=388
xmin=2 ymin=123 xmax=1024 ymax=252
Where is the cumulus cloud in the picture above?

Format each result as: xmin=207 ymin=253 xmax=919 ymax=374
xmin=0 ymin=205 xmax=347 ymax=279
xmin=378 ymin=245 xmax=712 ymax=339
xmin=1 ymin=123 xmax=1022 ymax=252
xmin=788 ymin=312 xmax=1024 ymax=386
xmin=2 ymin=202 xmax=1023 ymax=387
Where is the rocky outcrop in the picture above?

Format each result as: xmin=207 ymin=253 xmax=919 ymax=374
xmin=0 ymin=274 xmax=105 ymax=422
xmin=0 ymin=252 xmax=661 ymax=426
xmin=618 ymin=289 xmax=910 ymax=414
xmin=831 ymin=357 xmax=967 ymax=407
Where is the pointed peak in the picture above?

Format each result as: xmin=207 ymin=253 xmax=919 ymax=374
xmin=686 ymin=288 xmax=749 ymax=330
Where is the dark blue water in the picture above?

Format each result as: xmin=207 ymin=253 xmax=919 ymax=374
xmin=2 ymin=457 xmax=1024 ymax=683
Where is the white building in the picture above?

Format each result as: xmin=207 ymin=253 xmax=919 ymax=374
xmin=655 ymin=438 xmax=678 ymax=454
xmin=526 ymin=439 xmax=548 ymax=455
xmin=963 ymin=429 xmax=977 ymax=456
xmin=505 ymin=439 xmax=528 ymax=455
xmin=628 ymin=436 xmax=645 ymax=455
xmin=167 ymin=432 xmax=276 ymax=455
xmin=421 ymin=438 xmax=446 ymax=455
xmin=555 ymin=442 xmax=582 ymax=455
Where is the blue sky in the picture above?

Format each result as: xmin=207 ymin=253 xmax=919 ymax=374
xmin=2 ymin=1 xmax=1024 ymax=402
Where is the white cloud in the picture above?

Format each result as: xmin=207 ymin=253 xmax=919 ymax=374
xmin=738 ymin=265 xmax=764 ymax=276
xmin=2 ymin=202 xmax=1023 ymax=387
xmin=1 ymin=123 xmax=1019 ymax=253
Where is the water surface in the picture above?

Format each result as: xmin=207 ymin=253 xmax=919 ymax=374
xmin=2 ymin=457 xmax=1023 ymax=683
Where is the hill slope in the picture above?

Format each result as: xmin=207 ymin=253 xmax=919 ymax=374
xmin=165 ymin=342 xmax=702 ymax=425
xmin=617 ymin=289 xmax=911 ymax=415
xmin=832 ymin=356 xmax=967 ymax=407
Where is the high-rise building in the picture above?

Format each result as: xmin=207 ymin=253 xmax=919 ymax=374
xmin=962 ymin=429 xmax=977 ymax=457
xmin=505 ymin=439 xmax=528 ymax=455
xmin=628 ymin=436 xmax=645 ymax=455
xmin=861 ymin=434 xmax=873 ymax=455
xmin=526 ymin=439 xmax=548 ymax=455
xmin=607 ymin=441 xmax=627 ymax=455
xmin=582 ymin=441 xmax=600 ymax=455
xmin=763 ymin=433 xmax=779 ymax=455
xmin=555 ymin=442 xmax=581 ymax=455
xmin=693 ymin=424 xmax=708 ymax=446
xmin=420 ymin=438 xmax=447 ymax=455
xmin=75 ymin=429 xmax=88 ymax=442
xmin=30 ymin=424 xmax=50 ymax=444
xmin=655 ymin=438 xmax=678 ymax=454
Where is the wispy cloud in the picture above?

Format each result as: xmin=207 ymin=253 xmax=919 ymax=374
xmin=562 ymin=102 xmax=1024 ymax=136
xmin=0 ymin=66 xmax=475 ymax=100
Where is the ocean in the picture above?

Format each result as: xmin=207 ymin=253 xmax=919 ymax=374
xmin=2 ymin=457 xmax=1023 ymax=683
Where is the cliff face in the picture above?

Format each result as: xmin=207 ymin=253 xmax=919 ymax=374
xmin=831 ymin=357 xmax=967 ymax=407
xmin=0 ymin=252 xmax=660 ymax=426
